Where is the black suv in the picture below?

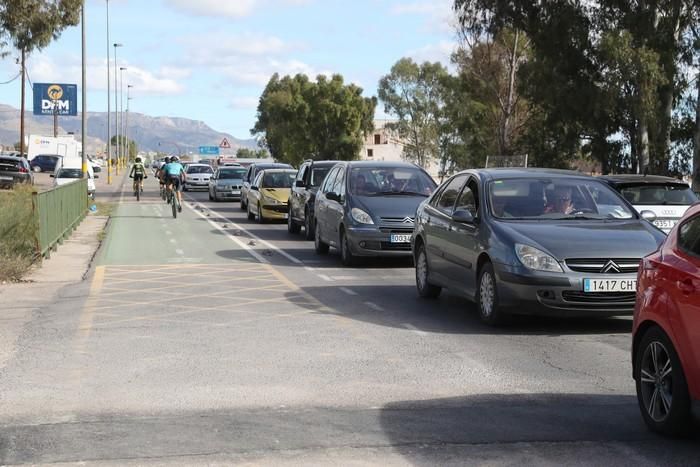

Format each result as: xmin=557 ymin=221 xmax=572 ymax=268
xmin=287 ymin=160 xmax=336 ymax=239
xmin=0 ymin=156 xmax=33 ymax=188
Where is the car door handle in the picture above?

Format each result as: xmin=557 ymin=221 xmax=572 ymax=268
xmin=678 ymin=279 xmax=695 ymax=295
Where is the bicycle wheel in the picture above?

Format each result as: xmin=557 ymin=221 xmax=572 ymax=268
xmin=172 ymin=196 xmax=177 ymax=218
xmin=136 ymin=185 xmax=140 ymax=202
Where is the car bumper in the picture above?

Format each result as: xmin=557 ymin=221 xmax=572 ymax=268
xmin=345 ymin=226 xmax=413 ymax=258
xmin=185 ymin=181 xmax=210 ymax=190
xmin=0 ymin=174 xmax=31 ymax=186
xmin=214 ymin=189 xmax=242 ymax=200
xmin=261 ymin=204 xmax=288 ymax=219
xmin=494 ymin=263 xmax=636 ymax=317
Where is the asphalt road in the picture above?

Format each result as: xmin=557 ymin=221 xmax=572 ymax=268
xmin=1 ymin=178 xmax=698 ymax=466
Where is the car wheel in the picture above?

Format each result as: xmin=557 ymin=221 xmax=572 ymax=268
xmin=288 ymin=206 xmax=301 ymax=234
xmin=247 ymin=202 xmax=255 ymax=221
xmin=208 ymin=190 xmax=213 ymax=201
xmin=33 ymin=166 xmax=41 ymax=173
xmin=257 ymin=204 xmax=266 ymax=224
xmin=635 ymin=326 xmax=692 ymax=437
xmin=415 ymin=243 xmax=441 ymax=298
xmin=304 ymin=209 xmax=315 ymax=241
xmin=477 ymin=262 xmax=505 ymax=325
xmin=314 ymin=222 xmax=329 ymax=255
xmin=213 ymin=191 xmax=219 ymax=202
xmin=340 ymin=229 xmax=357 ymax=267
xmin=240 ymin=197 xmax=246 ymax=210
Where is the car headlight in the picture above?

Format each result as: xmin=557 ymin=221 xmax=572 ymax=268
xmin=515 ymin=244 xmax=563 ymax=273
xmin=263 ymin=195 xmax=281 ymax=205
xmin=351 ymin=208 xmax=374 ymax=225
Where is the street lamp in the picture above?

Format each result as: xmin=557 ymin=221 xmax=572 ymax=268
xmin=126 ymin=84 xmax=133 ymax=163
xmin=119 ymin=66 xmax=127 ymax=167
xmin=113 ymin=42 xmax=122 ymax=174
xmin=106 ymin=0 xmax=112 ymax=184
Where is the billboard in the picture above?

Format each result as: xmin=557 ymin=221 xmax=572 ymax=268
xmin=33 ymin=83 xmax=78 ymax=116
xmin=199 ymin=146 xmax=220 ymax=155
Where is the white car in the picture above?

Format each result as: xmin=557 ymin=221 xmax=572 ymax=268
xmin=52 ymin=158 xmax=97 ymax=199
xmin=183 ymin=163 xmax=214 ymax=191
xmin=601 ymin=175 xmax=699 ymax=233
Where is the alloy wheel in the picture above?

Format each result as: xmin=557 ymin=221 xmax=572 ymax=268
xmin=640 ymin=340 xmax=674 ymax=423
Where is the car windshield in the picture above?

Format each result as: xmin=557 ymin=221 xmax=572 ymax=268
xmin=262 ymin=172 xmax=295 ymax=188
xmin=310 ymin=167 xmax=332 ymax=186
xmin=489 ymin=178 xmax=635 ymax=220
xmin=56 ymin=168 xmax=83 ymax=179
xmin=218 ymin=168 xmax=246 ymax=179
xmin=348 ymin=167 xmax=436 ymax=196
xmin=618 ymin=183 xmax=698 ymax=206
xmin=187 ymin=165 xmax=213 ymax=174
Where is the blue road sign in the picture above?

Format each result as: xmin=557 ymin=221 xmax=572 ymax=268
xmin=33 ymin=83 xmax=78 ymax=116
xmin=198 ymin=146 xmax=220 ymax=155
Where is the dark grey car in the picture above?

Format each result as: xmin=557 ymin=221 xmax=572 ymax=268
xmin=0 ymin=156 xmax=33 ymax=188
xmin=313 ymin=161 xmax=436 ymax=266
xmin=412 ymin=169 xmax=667 ymax=325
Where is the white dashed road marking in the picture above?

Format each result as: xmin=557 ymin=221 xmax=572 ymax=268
xmin=339 ymin=287 xmax=358 ymax=296
xmin=364 ymin=302 xmax=384 ymax=312
xmin=402 ymin=323 xmax=427 ymax=337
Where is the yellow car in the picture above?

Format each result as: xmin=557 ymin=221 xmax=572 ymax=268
xmin=246 ymin=169 xmax=297 ymax=223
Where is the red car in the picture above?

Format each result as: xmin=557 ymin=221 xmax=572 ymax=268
xmin=633 ymin=203 xmax=700 ymax=436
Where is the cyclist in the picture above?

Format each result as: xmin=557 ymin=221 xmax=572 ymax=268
xmin=163 ymin=156 xmax=185 ymax=212
xmin=155 ymin=156 xmax=170 ymax=196
xmin=129 ymin=156 xmax=148 ymax=194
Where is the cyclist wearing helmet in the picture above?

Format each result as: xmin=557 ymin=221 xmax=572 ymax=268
xmin=155 ymin=156 xmax=170 ymax=188
xmin=129 ymin=156 xmax=148 ymax=194
xmin=163 ymin=156 xmax=185 ymax=211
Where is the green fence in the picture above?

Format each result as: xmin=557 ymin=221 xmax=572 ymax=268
xmin=32 ymin=179 xmax=89 ymax=258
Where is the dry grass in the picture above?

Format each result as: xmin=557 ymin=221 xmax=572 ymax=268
xmin=0 ymin=185 xmax=38 ymax=281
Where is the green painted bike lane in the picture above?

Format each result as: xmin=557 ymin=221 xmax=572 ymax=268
xmin=97 ymin=192 xmax=255 ymax=266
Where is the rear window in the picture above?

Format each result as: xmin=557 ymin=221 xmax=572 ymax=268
xmin=187 ymin=165 xmax=213 ymax=174
xmin=56 ymin=168 xmax=83 ymax=179
xmin=618 ymin=184 xmax=698 ymax=205
xmin=0 ymin=158 xmax=21 ymax=170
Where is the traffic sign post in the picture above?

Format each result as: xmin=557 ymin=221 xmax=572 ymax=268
xmin=199 ymin=146 xmax=220 ymax=155
xmin=219 ymin=138 xmax=231 ymax=149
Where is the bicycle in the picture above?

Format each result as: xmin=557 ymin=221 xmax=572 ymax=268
xmin=166 ymin=183 xmax=181 ymax=218
xmin=131 ymin=175 xmax=146 ymax=202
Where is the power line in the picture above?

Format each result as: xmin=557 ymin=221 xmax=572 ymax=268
xmin=0 ymin=72 xmax=21 ymax=85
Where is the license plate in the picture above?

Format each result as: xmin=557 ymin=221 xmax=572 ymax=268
xmin=653 ymin=219 xmax=676 ymax=229
xmin=583 ymin=278 xmax=637 ymax=293
xmin=390 ymin=234 xmax=412 ymax=243
xmin=232 ymin=190 xmax=240 ymax=195
xmin=0 ymin=176 xmax=12 ymax=181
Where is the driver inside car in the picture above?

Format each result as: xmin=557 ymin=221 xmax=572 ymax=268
xmin=545 ymin=186 xmax=576 ymax=215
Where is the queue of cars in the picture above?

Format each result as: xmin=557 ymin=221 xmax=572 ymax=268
xmin=208 ymin=158 xmax=699 ymax=436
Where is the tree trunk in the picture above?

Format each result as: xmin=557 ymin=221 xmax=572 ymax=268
xmin=693 ymin=72 xmax=700 ymax=192
xmin=501 ymin=29 xmax=520 ymax=155
xmin=20 ymin=48 xmax=26 ymax=156
xmin=639 ymin=117 xmax=650 ymax=174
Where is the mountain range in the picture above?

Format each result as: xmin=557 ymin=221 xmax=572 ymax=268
xmin=0 ymin=104 xmax=257 ymax=155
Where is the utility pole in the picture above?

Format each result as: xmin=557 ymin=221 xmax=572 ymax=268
xmin=81 ymin=4 xmax=88 ymax=178
xmin=19 ymin=48 xmax=26 ymax=157
xmin=113 ymin=43 xmax=122 ymax=174
xmin=120 ymin=67 xmax=127 ymax=165
xmin=106 ymin=0 xmax=112 ymax=184
xmin=126 ymin=84 xmax=133 ymax=163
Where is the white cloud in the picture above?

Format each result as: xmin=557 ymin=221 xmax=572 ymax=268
xmin=164 ymin=0 xmax=313 ymax=19
xmin=184 ymin=32 xmax=297 ymax=64
xmin=164 ymin=0 xmax=257 ymax=18
xmin=229 ymin=96 xmax=260 ymax=110
xmin=390 ymin=0 xmax=456 ymax=34
xmin=218 ymin=58 xmax=329 ymax=86
xmin=27 ymin=54 xmax=187 ymax=96
xmin=406 ymin=40 xmax=457 ymax=66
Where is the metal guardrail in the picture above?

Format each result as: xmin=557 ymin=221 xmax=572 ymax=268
xmin=32 ymin=179 xmax=88 ymax=258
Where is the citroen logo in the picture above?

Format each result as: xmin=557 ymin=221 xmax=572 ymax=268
xmin=402 ymin=217 xmax=414 ymax=224
xmin=601 ymin=260 xmax=621 ymax=274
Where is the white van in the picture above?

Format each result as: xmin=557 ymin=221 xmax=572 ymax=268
xmin=28 ymin=134 xmax=81 ymax=161
xmin=52 ymin=158 xmax=97 ymax=199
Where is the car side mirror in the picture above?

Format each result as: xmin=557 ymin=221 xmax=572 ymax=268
xmin=251 ymin=186 xmax=259 ymax=191
xmin=640 ymin=210 xmax=657 ymax=222
xmin=295 ymin=180 xmax=306 ymax=188
xmin=326 ymin=192 xmax=340 ymax=202
xmin=452 ymin=209 xmax=475 ymax=224
xmin=49 ymin=174 xmax=55 ymax=178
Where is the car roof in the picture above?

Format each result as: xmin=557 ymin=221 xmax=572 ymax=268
xmin=259 ymin=168 xmax=296 ymax=173
xmin=186 ymin=163 xmax=211 ymax=167
xmin=304 ymin=160 xmax=340 ymax=167
xmin=335 ymin=160 xmax=423 ymax=169
xmin=455 ymin=167 xmax=589 ymax=181
xmin=599 ymin=174 xmax=688 ymax=186
xmin=0 ymin=155 xmax=23 ymax=162
xmin=252 ymin=162 xmax=292 ymax=168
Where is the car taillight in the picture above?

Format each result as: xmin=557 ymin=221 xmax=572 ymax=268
xmin=18 ymin=167 xmax=28 ymax=173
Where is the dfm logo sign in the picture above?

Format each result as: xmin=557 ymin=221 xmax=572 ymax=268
xmin=33 ymin=83 xmax=78 ymax=117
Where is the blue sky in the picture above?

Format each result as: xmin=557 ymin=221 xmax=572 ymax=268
xmin=0 ymin=0 xmax=457 ymax=140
